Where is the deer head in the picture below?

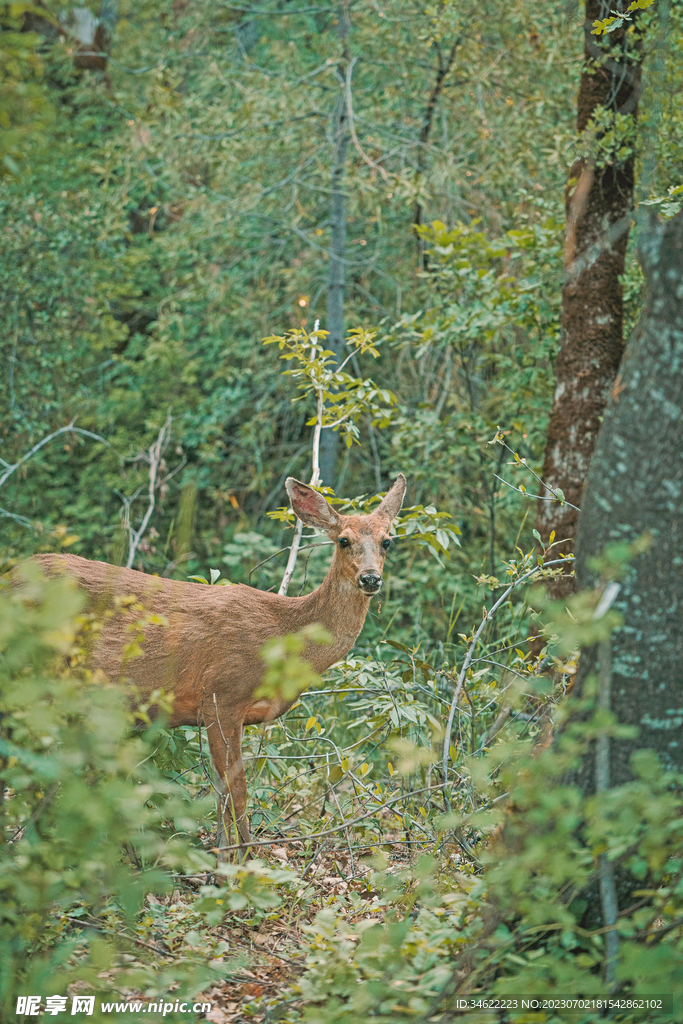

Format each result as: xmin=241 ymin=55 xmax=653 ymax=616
xmin=285 ymin=475 xmax=407 ymax=595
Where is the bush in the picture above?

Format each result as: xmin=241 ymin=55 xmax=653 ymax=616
xmin=0 ymin=565 xmax=216 ymax=1016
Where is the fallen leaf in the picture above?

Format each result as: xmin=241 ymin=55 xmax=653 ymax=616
xmin=205 ymin=1009 xmax=230 ymax=1023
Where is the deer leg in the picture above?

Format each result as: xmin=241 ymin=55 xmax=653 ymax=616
xmin=205 ymin=722 xmax=228 ymax=855
xmin=227 ymin=725 xmax=251 ymax=848
xmin=207 ymin=722 xmax=250 ymax=858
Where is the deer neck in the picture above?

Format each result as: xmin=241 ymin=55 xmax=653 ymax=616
xmin=295 ymin=561 xmax=371 ymax=660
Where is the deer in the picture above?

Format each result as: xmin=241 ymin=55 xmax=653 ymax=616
xmin=27 ymin=474 xmax=407 ymax=854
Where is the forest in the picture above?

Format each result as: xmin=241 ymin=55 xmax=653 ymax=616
xmin=1 ymin=0 xmax=683 ymax=1020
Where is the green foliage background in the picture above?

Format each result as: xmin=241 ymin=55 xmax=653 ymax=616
xmin=2 ymin=0 xmax=683 ymax=1019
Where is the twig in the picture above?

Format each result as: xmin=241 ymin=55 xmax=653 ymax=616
xmin=329 ymin=780 xmax=356 ymax=878
xmin=0 ymin=422 xmax=115 ymax=491
xmin=441 ymin=557 xmax=574 ymax=811
xmin=222 ymin=931 xmax=304 ymax=967
xmin=300 ymin=841 xmax=324 ymax=880
xmin=279 ymin=324 xmax=324 ymax=596
xmin=492 ymin=437 xmax=582 ymax=512
xmin=124 ymin=414 xmax=172 ymax=569
xmin=65 ymin=914 xmax=176 ymax=959
xmin=8 ymin=782 xmax=60 ymax=843
xmin=217 ymin=783 xmax=443 ymax=853
xmin=0 ymin=507 xmax=33 ymax=528
xmin=471 ymin=658 xmax=534 ymax=681
xmin=344 ymin=58 xmax=391 ymax=183
xmin=494 ymin=473 xmax=581 ymax=512
xmin=249 ymin=542 xmax=331 ymax=586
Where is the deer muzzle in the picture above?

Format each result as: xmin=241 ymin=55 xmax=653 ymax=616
xmin=358 ymin=571 xmax=382 ymax=595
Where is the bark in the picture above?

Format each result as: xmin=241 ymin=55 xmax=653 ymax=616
xmin=69 ymin=2 xmax=118 ymax=71
xmin=22 ymin=2 xmax=118 ymax=66
xmin=572 ymin=209 xmax=683 ymax=788
xmin=562 ymin=208 xmax=683 ymax=931
xmin=98 ymin=0 xmax=119 ymax=49
xmin=318 ymin=1 xmax=351 ymax=489
xmin=536 ymin=1 xmax=642 ymax=599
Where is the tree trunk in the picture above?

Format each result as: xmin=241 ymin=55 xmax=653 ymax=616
xmin=536 ymin=1 xmax=642 ymax=599
xmin=98 ymin=0 xmax=119 ymax=50
xmin=319 ymin=2 xmax=350 ymax=489
xmin=562 ymin=208 xmax=683 ymax=933
xmin=572 ymin=209 xmax=683 ymax=789
xmin=70 ymin=1 xmax=118 ymax=71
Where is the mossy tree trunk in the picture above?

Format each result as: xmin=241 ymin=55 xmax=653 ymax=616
xmin=574 ymin=208 xmax=683 ymax=789
xmin=537 ymin=1 xmax=643 ymax=599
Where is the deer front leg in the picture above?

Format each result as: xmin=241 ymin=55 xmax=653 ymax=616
xmin=207 ymin=722 xmax=251 ymax=858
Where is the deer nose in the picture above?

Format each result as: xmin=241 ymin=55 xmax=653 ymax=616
xmin=358 ymin=571 xmax=382 ymax=594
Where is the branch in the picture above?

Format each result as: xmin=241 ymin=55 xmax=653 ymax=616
xmin=124 ymin=414 xmax=173 ymax=569
xmin=216 ymin=783 xmax=443 ymax=853
xmin=441 ymin=557 xmax=574 ymax=811
xmin=494 ymin=474 xmax=582 ymax=512
xmin=0 ymin=507 xmax=33 ymax=529
xmin=492 ymin=435 xmax=582 ymax=512
xmin=0 ymin=422 xmax=115 ymax=492
xmin=310 ymin=387 xmax=324 ymax=487
xmin=279 ymin=326 xmax=325 ymax=596
xmin=344 ymin=58 xmax=391 ymax=184
xmin=278 ymin=519 xmax=304 ymax=598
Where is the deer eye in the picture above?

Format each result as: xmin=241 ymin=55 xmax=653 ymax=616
xmin=339 ymin=537 xmax=350 ymax=549
xmin=382 ymin=538 xmax=392 ymax=550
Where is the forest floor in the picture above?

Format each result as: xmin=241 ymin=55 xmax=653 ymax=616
xmin=199 ymin=841 xmax=401 ymax=1023
xmin=122 ymin=834 xmax=425 ymax=1023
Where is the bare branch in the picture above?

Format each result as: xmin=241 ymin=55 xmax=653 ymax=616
xmin=441 ymin=557 xmax=574 ymax=811
xmin=0 ymin=507 xmax=34 ymax=528
xmin=0 ymin=422 xmax=115 ymax=492
xmin=124 ymin=414 xmax=173 ymax=569
xmin=216 ymin=783 xmax=443 ymax=853
xmin=279 ymin=324 xmax=325 ymax=596
xmin=344 ymin=57 xmax=391 ymax=184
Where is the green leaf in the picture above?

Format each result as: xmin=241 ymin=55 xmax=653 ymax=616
xmin=384 ymin=639 xmax=412 ymax=654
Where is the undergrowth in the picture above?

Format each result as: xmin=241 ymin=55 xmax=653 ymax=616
xmin=2 ymin=549 xmax=682 ymax=1023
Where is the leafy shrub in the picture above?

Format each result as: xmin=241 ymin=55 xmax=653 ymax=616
xmin=268 ymin=574 xmax=683 ymax=1023
xmin=196 ymin=860 xmax=298 ymax=925
xmin=0 ymin=565 xmax=216 ymax=1014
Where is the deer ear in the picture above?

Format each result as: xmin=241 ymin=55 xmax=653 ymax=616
xmin=375 ymin=474 xmax=407 ymax=523
xmin=285 ymin=478 xmax=341 ymax=533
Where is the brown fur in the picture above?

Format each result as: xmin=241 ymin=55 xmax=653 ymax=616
xmin=27 ymin=475 xmax=406 ymax=852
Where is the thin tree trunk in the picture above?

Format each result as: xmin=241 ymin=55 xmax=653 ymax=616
xmin=536 ymin=1 xmax=642 ymax=599
xmin=413 ymin=40 xmax=458 ymax=264
xmin=318 ymin=1 xmax=350 ymax=489
xmin=98 ymin=0 xmax=119 ymax=45
xmin=71 ymin=0 xmax=118 ymax=70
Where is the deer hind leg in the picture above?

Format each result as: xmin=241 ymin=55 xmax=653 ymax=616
xmin=207 ymin=721 xmax=251 ymax=858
